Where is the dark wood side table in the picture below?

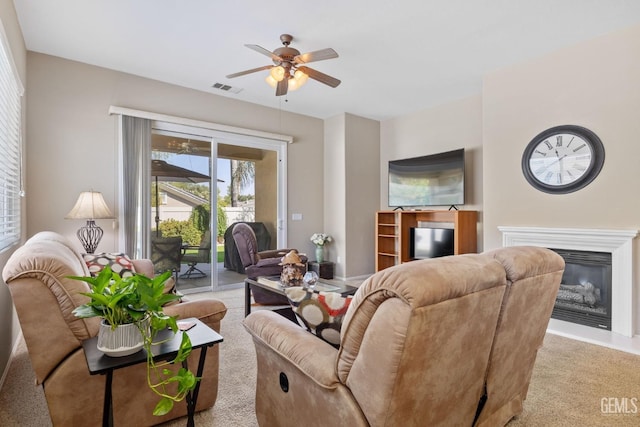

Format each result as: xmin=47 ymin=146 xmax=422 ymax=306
xmin=308 ymin=261 xmax=335 ymax=279
xmin=82 ymin=317 xmax=223 ymax=427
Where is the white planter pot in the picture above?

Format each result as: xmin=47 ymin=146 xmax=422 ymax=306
xmin=97 ymin=319 xmax=146 ymax=357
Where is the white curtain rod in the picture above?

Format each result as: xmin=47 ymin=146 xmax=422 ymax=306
xmin=108 ymin=106 xmax=294 ymax=144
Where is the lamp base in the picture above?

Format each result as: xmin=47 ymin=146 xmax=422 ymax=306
xmin=77 ymin=220 xmax=104 ymax=254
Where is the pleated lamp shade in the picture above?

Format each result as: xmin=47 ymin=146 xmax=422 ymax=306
xmin=65 ymin=191 xmax=114 ymax=254
xmin=65 ymin=191 xmax=114 ymax=220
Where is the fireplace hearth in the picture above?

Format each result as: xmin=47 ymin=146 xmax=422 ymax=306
xmin=550 ymin=249 xmax=612 ymax=330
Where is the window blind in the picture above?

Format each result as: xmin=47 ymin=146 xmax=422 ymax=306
xmin=0 ymin=26 xmax=23 ymax=251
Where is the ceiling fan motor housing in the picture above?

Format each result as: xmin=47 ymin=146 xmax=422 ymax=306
xmin=273 ymin=47 xmax=300 ymax=66
xmin=273 ymin=34 xmax=298 ymax=69
xmin=273 ymin=47 xmax=300 ymax=64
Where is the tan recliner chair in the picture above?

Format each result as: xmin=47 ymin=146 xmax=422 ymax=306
xmin=243 ymin=246 xmax=563 ymax=427
xmin=474 ymin=246 xmax=565 ymax=426
xmin=2 ymin=232 xmax=228 ymax=427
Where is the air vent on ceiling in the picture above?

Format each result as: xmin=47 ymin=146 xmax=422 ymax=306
xmin=212 ymin=83 xmax=243 ymax=94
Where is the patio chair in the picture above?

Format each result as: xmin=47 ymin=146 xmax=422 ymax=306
xmin=150 ymin=236 xmax=183 ymax=282
xmin=180 ymin=230 xmax=212 ymax=279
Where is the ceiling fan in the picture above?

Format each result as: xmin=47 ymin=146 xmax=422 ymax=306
xmin=226 ymin=34 xmax=341 ymax=97
xmin=166 ymin=139 xmax=197 ymax=154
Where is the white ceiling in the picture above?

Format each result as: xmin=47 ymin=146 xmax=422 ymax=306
xmin=13 ymin=0 xmax=640 ymax=121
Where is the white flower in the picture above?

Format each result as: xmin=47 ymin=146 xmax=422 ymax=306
xmin=310 ymin=233 xmax=332 ymax=246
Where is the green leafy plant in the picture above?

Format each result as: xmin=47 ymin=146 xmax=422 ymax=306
xmin=217 ymin=205 xmax=227 ymax=240
xmin=190 ymin=203 xmax=211 ymax=234
xmin=159 ymin=218 xmax=201 ymax=246
xmin=71 ymin=267 xmax=199 ymax=416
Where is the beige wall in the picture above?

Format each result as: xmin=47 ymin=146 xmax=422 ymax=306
xmin=254 ymin=150 xmax=278 ymax=244
xmin=483 ymin=24 xmax=640 ymax=248
xmin=380 ymin=24 xmax=640 ymax=333
xmin=380 ymin=95 xmax=485 ymax=249
xmin=0 ymin=0 xmax=27 ymax=388
xmin=483 ymin=24 xmax=640 ymax=333
xmin=324 ymin=114 xmax=347 ymax=274
xmin=25 ymin=53 xmax=325 ymax=255
xmin=324 ymin=113 xmax=380 ymax=278
xmin=344 ymin=114 xmax=380 ymax=277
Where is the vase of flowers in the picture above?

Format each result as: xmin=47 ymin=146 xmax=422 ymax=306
xmin=310 ymin=233 xmax=332 ymax=263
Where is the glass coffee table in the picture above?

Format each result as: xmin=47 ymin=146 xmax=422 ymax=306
xmin=244 ymin=276 xmax=358 ymax=317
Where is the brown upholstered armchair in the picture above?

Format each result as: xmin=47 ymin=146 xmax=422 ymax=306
xmin=243 ymin=246 xmax=564 ymax=427
xmin=232 ymin=222 xmax=307 ymax=304
xmin=2 ymin=231 xmax=228 ymax=427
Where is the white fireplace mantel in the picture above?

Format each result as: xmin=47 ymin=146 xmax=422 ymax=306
xmin=499 ymin=226 xmax=639 ymax=354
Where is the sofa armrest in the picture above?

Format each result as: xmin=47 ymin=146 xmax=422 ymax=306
xmin=164 ymin=299 xmax=227 ymax=332
xmin=131 ymin=258 xmax=154 ymax=276
xmin=257 ymin=249 xmax=290 ymax=260
xmin=243 ymin=310 xmax=339 ymax=387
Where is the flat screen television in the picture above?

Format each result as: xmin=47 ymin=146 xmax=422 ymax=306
xmin=410 ymin=227 xmax=455 ymax=259
xmin=388 ymin=148 xmax=465 ymax=208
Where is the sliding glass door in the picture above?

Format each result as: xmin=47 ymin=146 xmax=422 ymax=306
xmin=149 ymin=121 xmax=287 ymax=293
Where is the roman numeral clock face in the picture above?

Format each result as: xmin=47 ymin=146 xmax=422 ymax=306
xmin=521 ymin=125 xmax=605 ymax=194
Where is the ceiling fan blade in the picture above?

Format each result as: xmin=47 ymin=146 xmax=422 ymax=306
xmin=294 ymin=48 xmax=338 ymax=64
xmin=226 ymin=65 xmax=273 ymax=79
xmin=245 ymin=44 xmax=283 ymax=62
xmin=276 ymin=78 xmax=289 ymax=96
xmin=297 ymin=66 xmax=341 ymax=88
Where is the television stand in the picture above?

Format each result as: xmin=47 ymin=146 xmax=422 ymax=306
xmin=375 ymin=210 xmax=477 ymax=272
xmin=393 ymin=206 xmax=404 ymax=211
xmin=448 ymin=205 xmax=459 ymax=211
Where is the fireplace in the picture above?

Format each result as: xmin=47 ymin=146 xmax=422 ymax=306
xmin=498 ymin=226 xmax=639 ymax=354
xmin=550 ymin=249 xmax=612 ymax=330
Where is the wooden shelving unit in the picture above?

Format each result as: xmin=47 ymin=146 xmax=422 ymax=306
xmin=375 ymin=211 xmax=399 ymax=271
xmin=375 ymin=210 xmax=478 ymax=272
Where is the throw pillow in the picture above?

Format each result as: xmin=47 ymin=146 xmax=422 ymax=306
xmin=83 ymin=253 xmax=137 ymax=278
xmin=284 ymin=287 xmax=352 ymax=348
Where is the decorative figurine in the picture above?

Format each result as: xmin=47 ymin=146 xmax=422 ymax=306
xmin=279 ymin=250 xmax=306 ymax=286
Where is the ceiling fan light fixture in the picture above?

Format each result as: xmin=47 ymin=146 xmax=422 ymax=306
xmin=265 ymin=75 xmax=278 ymax=88
xmin=269 ymin=66 xmax=285 ymax=82
xmin=288 ymin=69 xmax=308 ymax=91
xmin=293 ymin=69 xmax=308 ymax=84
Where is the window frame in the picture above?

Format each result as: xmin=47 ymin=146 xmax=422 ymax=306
xmin=0 ymin=19 xmax=25 ymax=253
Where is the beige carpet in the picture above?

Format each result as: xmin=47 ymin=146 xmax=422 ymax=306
xmin=1 ymin=287 xmax=639 ymax=426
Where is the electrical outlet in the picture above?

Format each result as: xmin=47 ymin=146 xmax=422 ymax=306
xmin=292 ymin=213 xmax=303 ymax=221
xmin=336 ymin=256 xmax=341 ymax=264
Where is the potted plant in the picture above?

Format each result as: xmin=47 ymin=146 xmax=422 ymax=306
xmin=71 ymin=266 xmax=198 ymax=416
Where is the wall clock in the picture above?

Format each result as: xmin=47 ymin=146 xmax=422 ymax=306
xmin=521 ymin=125 xmax=605 ymax=194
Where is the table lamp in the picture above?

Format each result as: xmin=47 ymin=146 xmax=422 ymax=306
xmin=65 ymin=191 xmax=114 ymax=254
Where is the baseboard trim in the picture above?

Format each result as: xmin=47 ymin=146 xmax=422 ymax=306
xmin=0 ymin=330 xmax=24 ymax=391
